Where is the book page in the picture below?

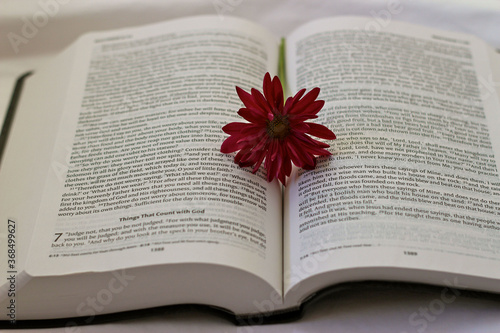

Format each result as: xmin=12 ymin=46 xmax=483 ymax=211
xmin=0 ymin=47 xmax=81 ymax=301
xmin=284 ymin=17 xmax=500 ymax=295
xmin=25 ymin=16 xmax=282 ymax=292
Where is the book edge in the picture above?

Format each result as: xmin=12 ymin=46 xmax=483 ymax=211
xmin=0 ymin=71 xmax=33 ymax=167
xmin=3 ymin=279 xmax=500 ymax=329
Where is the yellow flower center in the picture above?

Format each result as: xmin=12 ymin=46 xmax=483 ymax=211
xmin=267 ymin=115 xmax=290 ymax=140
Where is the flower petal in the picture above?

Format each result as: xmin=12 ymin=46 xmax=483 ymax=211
xmin=290 ymin=100 xmax=325 ymax=121
xmin=251 ymin=149 xmax=267 ymax=173
xmin=289 ymin=87 xmax=321 ymax=115
xmin=238 ymin=108 xmax=267 ymax=124
xmin=263 ymin=73 xmax=275 ymax=108
xmin=302 ymin=158 xmax=317 ymax=170
xmin=265 ymin=141 xmax=282 ymax=182
xmin=300 ymin=100 xmax=325 ymax=117
xmin=221 ymin=134 xmax=246 ymax=153
xmin=236 ymin=86 xmax=260 ymax=111
xmin=222 ymin=122 xmax=250 ymax=134
xmin=272 ymin=75 xmax=284 ymax=110
xmin=240 ymin=135 xmax=269 ymax=164
xmin=251 ymin=88 xmax=272 ymax=114
xmin=285 ymin=137 xmax=314 ymax=168
xmin=294 ymin=132 xmax=332 ymax=157
xmin=282 ymin=154 xmax=292 ymax=178
xmin=235 ymin=147 xmax=252 ymax=164
xmin=306 ymin=122 xmax=337 ymax=140
xmin=290 ymin=122 xmax=309 ymax=134
xmin=283 ymin=89 xmax=305 ymax=115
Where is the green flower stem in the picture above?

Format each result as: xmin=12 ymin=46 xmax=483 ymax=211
xmin=278 ymin=38 xmax=288 ymax=98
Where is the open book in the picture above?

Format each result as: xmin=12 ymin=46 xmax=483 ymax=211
xmin=1 ymin=15 xmax=500 ymax=326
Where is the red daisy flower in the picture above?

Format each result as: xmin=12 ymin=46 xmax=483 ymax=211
xmin=221 ymin=73 xmax=336 ymax=186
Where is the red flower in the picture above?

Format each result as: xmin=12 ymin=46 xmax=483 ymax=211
xmin=221 ymin=73 xmax=336 ymax=186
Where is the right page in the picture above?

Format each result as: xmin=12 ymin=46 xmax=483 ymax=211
xmin=284 ymin=16 xmax=500 ymax=303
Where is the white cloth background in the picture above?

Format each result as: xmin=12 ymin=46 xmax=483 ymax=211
xmin=1 ymin=0 xmax=500 ymax=332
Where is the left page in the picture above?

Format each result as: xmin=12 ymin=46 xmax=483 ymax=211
xmin=23 ymin=16 xmax=282 ymax=293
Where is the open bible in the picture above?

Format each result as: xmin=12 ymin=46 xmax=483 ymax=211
xmin=1 ymin=15 xmax=500 ymax=325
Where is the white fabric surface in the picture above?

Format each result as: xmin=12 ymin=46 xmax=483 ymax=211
xmin=1 ymin=0 xmax=500 ymax=332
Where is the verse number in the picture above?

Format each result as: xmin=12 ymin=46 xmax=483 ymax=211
xmin=54 ymin=233 xmax=63 ymax=242
xmin=404 ymin=251 xmax=418 ymax=256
